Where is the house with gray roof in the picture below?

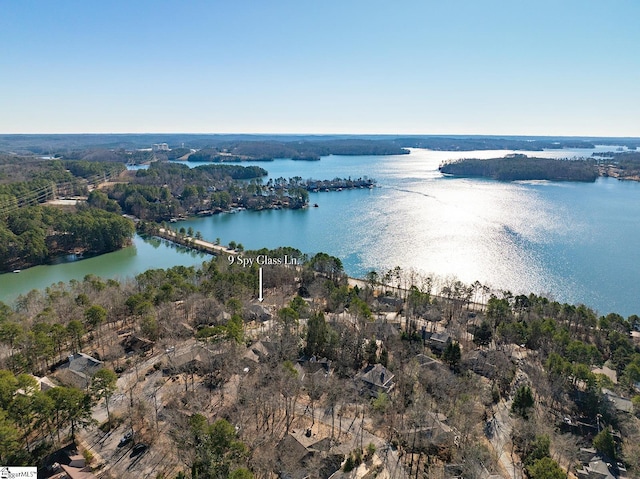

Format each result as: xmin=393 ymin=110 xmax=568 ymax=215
xmin=602 ymin=388 xmax=633 ymax=414
xmin=276 ymin=433 xmax=343 ymax=479
xmin=415 ymin=353 xmax=444 ymax=370
xmin=428 ymin=331 xmax=452 ymax=352
xmin=54 ymin=353 xmax=103 ymax=390
xmin=356 ymin=363 xmax=394 ymax=397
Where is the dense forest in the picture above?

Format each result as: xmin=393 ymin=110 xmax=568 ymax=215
xmin=0 ymin=205 xmax=135 ymax=272
xmin=0 ymin=158 xmax=132 ymax=271
xmin=439 ymin=155 xmax=599 ymax=182
xmin=1 ymin=250 xmax=640 ymax=478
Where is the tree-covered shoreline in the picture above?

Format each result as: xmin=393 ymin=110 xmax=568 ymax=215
xmin=0 ymin=155 xmax=376 ymax=271
xmin=439 ymin=154 xmax=599 ymax=182
xmin=0 ymin=158 xmax=134 ymax=272
xmin=0 ymin=205 xmax=135 ymax=272
xmin=107 ymin=162 xmax=375 ymax=221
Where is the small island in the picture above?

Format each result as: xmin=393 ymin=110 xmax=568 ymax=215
xmin=439 ymin=154 xmax=599 ymax=182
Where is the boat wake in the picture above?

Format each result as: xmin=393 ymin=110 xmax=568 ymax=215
xmin=381 ymin=185 xmax=435 ymax=199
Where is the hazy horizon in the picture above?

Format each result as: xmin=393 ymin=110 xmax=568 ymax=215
xmin=2 ymin=132 xmax=640 ymax=141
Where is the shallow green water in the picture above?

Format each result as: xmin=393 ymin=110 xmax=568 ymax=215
xmin=0 ymin=235 xmax=209 ymax=303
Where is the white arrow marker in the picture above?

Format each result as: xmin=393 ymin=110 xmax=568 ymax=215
xmin=258 ymin=267 xmax=264 ymax=302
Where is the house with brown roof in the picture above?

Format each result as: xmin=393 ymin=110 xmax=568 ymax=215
xmin=162 ymin=345 xmax=211 ymax=376
xmin=58 ymin=464 xmax=98 ymax=479
xmin=39 ymin=444 xmax=98 ymax=479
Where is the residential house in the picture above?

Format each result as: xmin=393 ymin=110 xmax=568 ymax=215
xmin=591 ymin=366 xmax=617 ymax=384
xmin=576 ymin=448 xmax=629 ymax=479
xmin=296 ymin=355 xmax=332 ymax=377
xmin=577 ymin=448 xmax=598 ymax=464
xmin=463 ymin=349 xmax=514 ymax=381
xmin=277 ymin=432 xmax=343 ymax=479
xmin=248 ymin=303 xmax=272 ymax=322
xmin=54 ymin=353 xmax=103 ymax=390
xmin=122 ymin=335 xmax=155 ymax=355
xmin=376 ymin=295 xmax=404 ymax=311
xmin=163 ymin=345 xmax=214 ymax=376
xmin=40 ymin=444 xmax=98 ymax=479
xmin=396 ymin=412 xmax=457 ymax=452
xmin=244 ymin=340 xmax=277 ymax=363
xmin=415 ymin=353 xmax=444 ymax=370
xmin=27 ymin=374 xmax=56 ymax=392
xmin=577 ymin=456 xmax=618 ymax=479
xmin=40 ymin=376 xmax=57 ymax=391
xmin=602 ymin=389 xmax=633 ymax=414
xmin=356 ymin=363 xmax=394 ymax=397
xmin=427 ymin=331 xmax=452 ymax=352
xmin=57 ymin=464 xmax=98 ymax=479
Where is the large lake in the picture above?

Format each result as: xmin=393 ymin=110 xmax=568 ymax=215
xmin=1 ymin=147 xmax=639 ymax=316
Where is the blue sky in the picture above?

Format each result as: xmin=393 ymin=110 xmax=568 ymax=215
xmin=1 ymin=1 xmax=638 ymax=136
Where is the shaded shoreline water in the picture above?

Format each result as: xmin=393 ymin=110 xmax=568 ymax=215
xmin=0 ymin=235 xmax=210 ymax=302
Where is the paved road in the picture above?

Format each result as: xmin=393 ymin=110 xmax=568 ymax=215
xmin=487 ymin=400 xmax=523 ymax=479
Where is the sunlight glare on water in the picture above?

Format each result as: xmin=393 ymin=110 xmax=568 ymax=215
xmin=359 ymin=155 xmax=556 ymax=295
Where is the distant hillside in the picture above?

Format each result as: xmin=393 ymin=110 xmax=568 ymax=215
xmin=187 ymin=139 xmax=409 ymax=162
xmin=439 ymin=155 xmax=599 ymax=182
xmin=3 ymin=134 xmax=639 ymax=157
xmin=393 ymin=136 xmax=598 ymax=151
